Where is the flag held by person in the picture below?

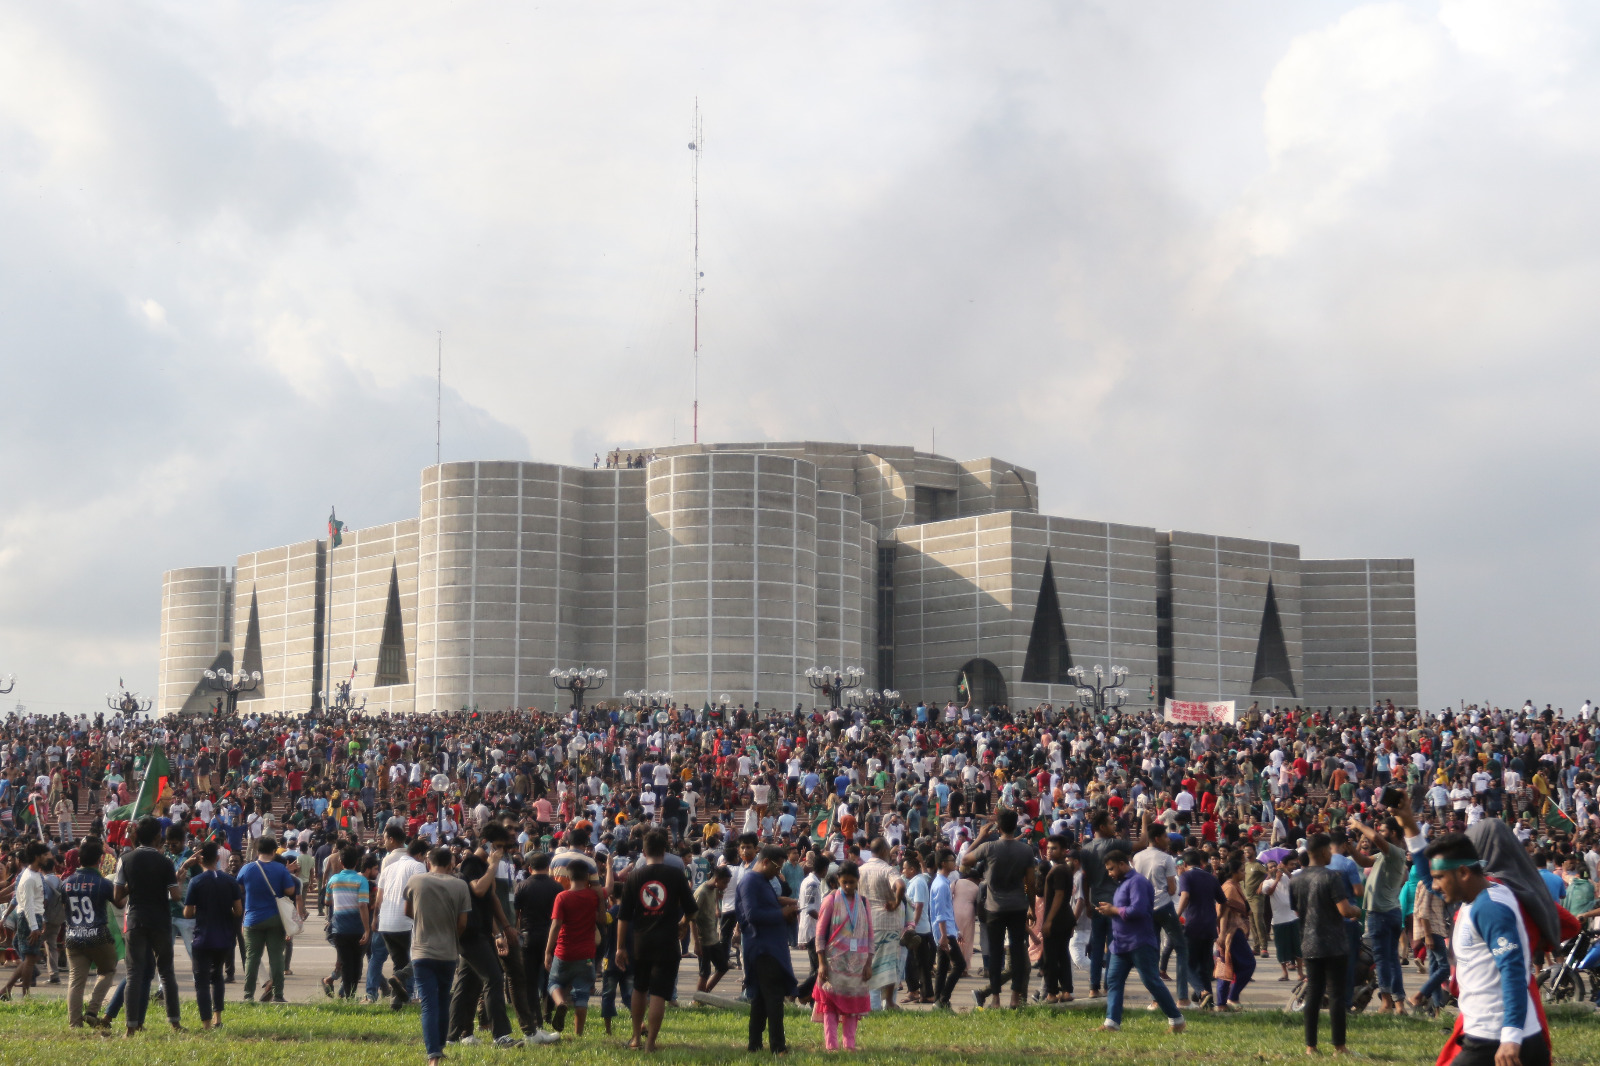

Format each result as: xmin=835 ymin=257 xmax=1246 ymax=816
xmin=1542 ymin=798 xmax=1576 ymax=833
xmin=107 ymin=744 xmax=173 ymax=821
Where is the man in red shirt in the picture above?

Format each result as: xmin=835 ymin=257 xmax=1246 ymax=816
xmin=544 ymin=860 xmax=604 ymax=1036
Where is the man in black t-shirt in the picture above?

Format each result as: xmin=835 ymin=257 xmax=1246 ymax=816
xmin=446 ymin=844 xmax=513 ymax=1045
xmin=1290 ymin=833 xmax=1363 ymax=1055
xmin=1040 ymin=835 xmax=1077 ymax=1002
xmin=615 ymin=828 xmax=696 ymax=1052
xmin=112 ymin=815 xmax=182 ymax=1035
xmin=514 ymin=852 xmax=562 ymax=1030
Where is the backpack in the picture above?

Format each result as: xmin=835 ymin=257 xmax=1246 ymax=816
xmin=43 ymin=876 xmax=66 ymax=924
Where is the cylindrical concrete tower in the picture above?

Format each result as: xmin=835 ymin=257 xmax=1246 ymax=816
xmin=158 ymin=565 xmax=233 ymax=716
xmin=646 ymin=452 xmax=819 ymax=712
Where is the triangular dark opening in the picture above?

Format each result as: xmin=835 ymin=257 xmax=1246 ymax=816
xmin=375 ymin=562 xmax=409 ymax=686
xmin=1250 ymin=579 xmax=1297 ymax=697
xmin=179 ymin=649 xmax=235 ymax=717
xmin=238 ymin=588 xmax=264 ymax=700
xmin=1021 ymin=554 xmax=1073 ymax=684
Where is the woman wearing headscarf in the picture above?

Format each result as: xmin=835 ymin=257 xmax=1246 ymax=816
xmin=811 ymin=861 xmax=873 ymax=1050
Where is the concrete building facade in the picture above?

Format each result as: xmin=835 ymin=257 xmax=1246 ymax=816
xmin=156 ymin=441 xmax=1418 ymax=716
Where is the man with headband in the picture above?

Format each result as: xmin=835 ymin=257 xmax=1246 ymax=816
xmin=1427 ymin=834 xmax=1550 ymax=1066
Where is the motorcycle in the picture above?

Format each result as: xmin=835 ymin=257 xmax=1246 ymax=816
xmin=1287 ymin=943 xmax=1379 ymax=1014
xmin=1537 ymin=927 xmax=1596 ymax=1005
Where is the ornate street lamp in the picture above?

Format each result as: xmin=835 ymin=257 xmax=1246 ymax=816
xmin=107 ymin=684 xmax=152 ymax=716
xmin=1068 ymin=664 xmax=1130 ymax=714
xmin=203 ymin=667 xmax=261 ymax=717
xmin=858 ymin=687 xmax=901 ymax=715
xmin=805 ymin=665 xmax=864 ymax=711
xmin=319 ymin=678 xmax=365 ymax=716
xmin=550 ymin=666 xmax=608 ymax=714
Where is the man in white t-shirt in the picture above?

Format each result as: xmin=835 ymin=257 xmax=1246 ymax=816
xmin=373 ymin=838 xmax=427 ymax=1008
xmin=1260 ymin=856 xmax=1302 ymax=982
xmin=1132 ymin=826 xmax=1189 ymax=1004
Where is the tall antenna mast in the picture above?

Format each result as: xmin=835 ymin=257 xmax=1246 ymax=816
xmin=435 ymin=331 xmax=442 ymax=465
xmin=689 ymin=100 xmax=702 ymax=443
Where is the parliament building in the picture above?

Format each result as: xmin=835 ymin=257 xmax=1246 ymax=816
xmin=157 ymin=441 xmax=1417 ymax=717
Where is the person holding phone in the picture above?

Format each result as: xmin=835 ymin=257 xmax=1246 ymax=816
xmin=1347 ymin=813 xmax=1409 ymax=1013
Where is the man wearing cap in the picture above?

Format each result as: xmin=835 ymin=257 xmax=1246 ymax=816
xmin=1427 ymin=834 xmax=1550 ymax=1066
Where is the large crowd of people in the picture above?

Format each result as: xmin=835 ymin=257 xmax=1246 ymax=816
xmin=0 ymin=694 xmax=1596 ymax=1064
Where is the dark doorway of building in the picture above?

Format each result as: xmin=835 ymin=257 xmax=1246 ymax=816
xmin=1250 ymin=580 xmax=1297 ymax=698
xmin=954 ymin=658 xmax=1008 ymax=709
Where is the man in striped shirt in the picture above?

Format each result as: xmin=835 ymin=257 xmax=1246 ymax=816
xmin=323 ymin=845 xmax=372 ymax=999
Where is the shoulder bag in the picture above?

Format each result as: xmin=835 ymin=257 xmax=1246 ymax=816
xmin=255 ymin=860 xmax=304 ymax=937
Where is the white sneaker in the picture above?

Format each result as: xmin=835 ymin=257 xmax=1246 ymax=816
xmin=528 ymin=1030 xmax=561 ymax=1046
xmin=459 ymin=1035 xmax=481 ymax=1045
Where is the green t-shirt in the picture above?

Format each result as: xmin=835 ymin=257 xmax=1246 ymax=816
xmin=1565 ymin=877 xmax=1595 ymax=917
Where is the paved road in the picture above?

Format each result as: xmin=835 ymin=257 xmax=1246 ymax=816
xmin=10 ymin=912 xmax=1310 ymax=1018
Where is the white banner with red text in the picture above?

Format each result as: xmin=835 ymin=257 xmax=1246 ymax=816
xmin=1163 ymin=699 xmax=1236 ymax=725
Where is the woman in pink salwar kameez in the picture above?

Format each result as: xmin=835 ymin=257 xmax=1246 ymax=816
xmin=812 ymin=861 xmax=873 ymax=1051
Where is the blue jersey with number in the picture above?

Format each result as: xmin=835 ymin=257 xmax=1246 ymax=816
xmin=62 ymin=868 xmax=114 ymax=945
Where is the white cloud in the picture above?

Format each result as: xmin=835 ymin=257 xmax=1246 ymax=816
xmin=2 ymin=0 xmax=1598 ymax=711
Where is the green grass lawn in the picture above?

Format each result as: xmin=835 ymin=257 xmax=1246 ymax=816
xmin=0 ymin=998 xmax=1594 ymax=1065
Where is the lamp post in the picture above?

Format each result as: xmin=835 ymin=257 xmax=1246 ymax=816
xmin=203 ymin=668 xmax=261 ymax=717
xmin=805 ymin=665 xmax=864 ymax=711
xmin=859 ymin=687 xmax=901 ymax=718
xmin=1068 ymin=664 xmax=1130 ymax=715
xmin=0 ymin=674 xmax=14 ymax=696
xmin=107 ymin=685 xmax=152 ymax=717
xmin=550 ymin=666 xmax=607 ymax=715
xmin=318 ymin=679 xmax=365 ymax=717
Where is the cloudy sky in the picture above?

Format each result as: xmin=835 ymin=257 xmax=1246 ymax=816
xmin=0 ymin=0 xmax=1595 ymax=714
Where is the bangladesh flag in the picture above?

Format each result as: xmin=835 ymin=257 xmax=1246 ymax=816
xmin=957 ymin=671 xmax=971 ymax=703
xmin=813 ymin=804 xmax=834 ymax=843
xmin=328 ymin=508 xmax=344 ymax=548
xmin=108 ymin=744 xmax=173 ymax=821
xmin=1543 ymin=800 xmax=1577 ymax=833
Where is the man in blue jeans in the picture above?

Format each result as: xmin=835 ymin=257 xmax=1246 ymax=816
xmin=1095 ymin=849 xmax=1185 ymax=1035
xmin=405 ymin=847 xmax=471 ymax=1066
xmin=1078 ymin=810 xmax=1121 ymax=996
xmin=1347 ymin=814 xmax=1408 ymax=1012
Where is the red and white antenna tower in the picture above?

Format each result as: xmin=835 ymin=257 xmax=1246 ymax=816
xmin=689 ymin=100 xmax=703 ymax=443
